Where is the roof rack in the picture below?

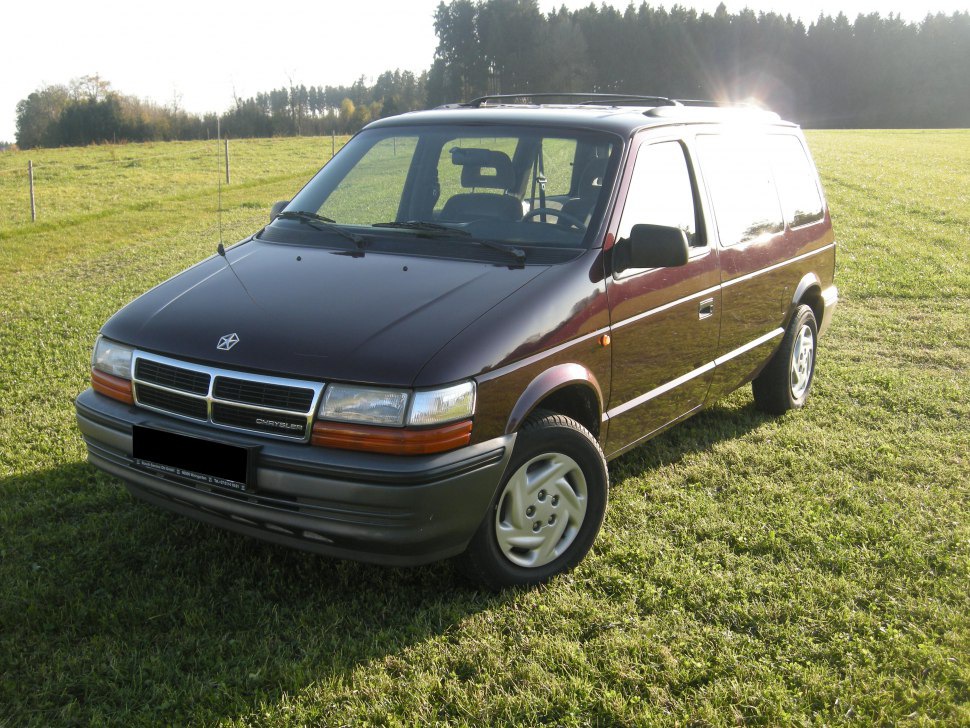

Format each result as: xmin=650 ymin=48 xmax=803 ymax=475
xmin=647 ymin=102 xmax=780 ymax=122
xmin=460 ymin=93 xmax=682 ymax=108
xmin=672 ymin=98 xmax=727 ymax=107
xmin=671 ymin=98 xmax=769 ymax=108
xmin=439 ymin=93 xmax=782 ymax=122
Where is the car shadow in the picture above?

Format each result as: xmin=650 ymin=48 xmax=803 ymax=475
xmin=607 ymin=395 xmax=775 ymax=481
xmin=4 ymin=400 xmax=770 ymax=723
xmin=0 ymin=461 xmax=509 ymax=724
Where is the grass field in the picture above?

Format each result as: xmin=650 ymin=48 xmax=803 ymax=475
xmin=0 ymin=130 xmax=967 ymax=726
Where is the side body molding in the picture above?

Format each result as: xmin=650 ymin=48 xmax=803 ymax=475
xmin=504 ymin=363 xmax=604 ymax=435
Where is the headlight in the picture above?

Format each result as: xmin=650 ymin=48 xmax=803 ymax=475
xmin=92 ymin=336 xmax=134 ymax=379
xmin=319 ymin=384 xmax=410 ymax=426
xmin=408 ymin=382 xmax=475 ymax=426
xmin=317 ymin=381 xmax=477 ymax=428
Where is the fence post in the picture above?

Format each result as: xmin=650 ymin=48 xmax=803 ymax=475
xmin=225 ymin=138 xmax=231 ymax=185
xmin=331 ymin=131 xmax=335 ymax=158
xmin=29 ymin=160 xmax=36 ymax=222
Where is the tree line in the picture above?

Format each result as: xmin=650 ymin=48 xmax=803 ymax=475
xmin=13 ymin=2 xmax=970 ymax=148
xmin=428 ymin=1 xmax=970 ymax=128
xmin=220 ymin=70 xmax=428 ymax=138
xmin=14 ymin=71 xmax=428 ymax=149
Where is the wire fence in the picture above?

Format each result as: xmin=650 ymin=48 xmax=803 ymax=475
xmin=0 ymin=133 xmax=344 ymax=227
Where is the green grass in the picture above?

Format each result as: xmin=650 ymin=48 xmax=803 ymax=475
xmin=1 ymin=130 xmax=968 ymax=726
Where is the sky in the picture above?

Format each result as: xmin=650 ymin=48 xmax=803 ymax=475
xmin=3 ymin=0 xmax=968 ymax=142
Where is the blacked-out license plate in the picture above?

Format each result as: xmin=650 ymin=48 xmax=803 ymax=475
xmin=132 ymin=425 xmax=255 ymax=492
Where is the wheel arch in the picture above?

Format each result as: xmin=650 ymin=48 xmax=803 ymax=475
xmin=791 ymin=272 xmax=824 ymax=325
xmin=505 ymin=363 xmax=603 ymax=438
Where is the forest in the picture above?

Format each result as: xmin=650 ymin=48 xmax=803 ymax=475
xmin=13 ymin=71 xmax=428 ymax=149
xmin=13 ymin=1 xmax=970 ymax=148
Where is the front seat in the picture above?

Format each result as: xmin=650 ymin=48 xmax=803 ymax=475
xmin=559 ymin=155 xmax=609 ymax=227
xmin=439 ymin=148 xmax=522 ymax=222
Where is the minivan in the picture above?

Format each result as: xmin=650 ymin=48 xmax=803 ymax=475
xmin=76 ymin=94 xmax=837 ymax=588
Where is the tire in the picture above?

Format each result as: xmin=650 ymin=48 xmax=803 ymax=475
xmin=459 ymin=410 xmax=608 ymax=590
xmin=752 ymin=304 xmax=818 ymax=414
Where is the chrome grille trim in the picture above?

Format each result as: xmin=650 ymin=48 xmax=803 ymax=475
xmin=134 ymin=358 xmax=210 ymax=394
xmin=131 ymin=350 xmax=325 ymax=442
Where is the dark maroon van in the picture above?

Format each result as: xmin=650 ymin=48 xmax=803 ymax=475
xmin=76 ymin=94 xmax=837 ymax=588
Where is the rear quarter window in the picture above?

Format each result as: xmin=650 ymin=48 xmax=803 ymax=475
xmin=768 ymin=134 xmax=825 ymax=227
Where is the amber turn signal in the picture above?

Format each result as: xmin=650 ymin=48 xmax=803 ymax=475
xmin=91 ymin=368 xmax=134 ymax=405
xmin=311 ymin=419 xmax=473 ymax=455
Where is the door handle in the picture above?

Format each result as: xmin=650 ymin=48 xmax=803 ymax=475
xmin=698 ymin=298 xmax=715 ymax=320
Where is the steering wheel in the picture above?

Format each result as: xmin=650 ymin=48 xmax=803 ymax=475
xmin=523 ymin=207 xmax=587 ymax=231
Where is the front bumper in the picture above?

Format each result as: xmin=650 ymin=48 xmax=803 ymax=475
xmin=75 ymin=388 xmax=515 ymax=566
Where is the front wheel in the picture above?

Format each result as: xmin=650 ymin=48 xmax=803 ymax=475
xmin=752 ymin=304 xmax=818 ymax=414
xmin=459 ymin=411 xmax=608 ymax=590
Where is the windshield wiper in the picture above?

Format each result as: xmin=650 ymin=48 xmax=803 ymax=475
xmin=468 ymin=237 xmax=526 ymax=265
xmin=372 ymin=221 xmax=525 ymax=265
xmin=276 ymin=210 xmax=365 ymax=248
xmin=372 ymin=220 xmax=471 ymax=236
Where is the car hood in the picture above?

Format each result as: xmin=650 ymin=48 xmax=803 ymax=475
xmin=102 ymin=240 xmax=549 ymax=386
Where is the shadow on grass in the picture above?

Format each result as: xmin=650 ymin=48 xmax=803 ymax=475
xmin=0 ymin=462 xmax=509 ymax=724
xmin=1 ymin=399 xmax=770 ymax=723
xmin=607 ymin=395 xmax=774 ymax=481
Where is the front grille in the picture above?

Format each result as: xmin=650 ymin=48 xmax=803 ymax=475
xmin=213 ymin=376 xmax=314 ymax=412
xmin=212 ymin=402 xmax=308 ymax=438
xmin=135 ymin=384 xmax=208 ymax=419
xmin=131 ymin=352 xmax=324 ymax=442
xmin=136 ymin=359 xmax=210 ymax=394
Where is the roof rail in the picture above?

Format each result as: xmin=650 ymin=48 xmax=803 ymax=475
xmin=647 ymin=102 xmax=780 ymax=122
xmin=459 ymin=93 xmax=682 ymax=108
xmin=671 ymin=98 xmax=729 ymax=107
xmin=439 ymin=93 xmax=782 ymax=121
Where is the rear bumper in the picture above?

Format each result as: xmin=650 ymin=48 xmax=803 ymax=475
xmin=75 ymin=388 xmax=514 ymax=566
xmin=818 ymin=284 xmax=838 ymax=338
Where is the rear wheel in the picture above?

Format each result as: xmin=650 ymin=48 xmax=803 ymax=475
xmin=460 ymin=411 xmax=608 ymax=590
xmin=753 ymin=305 xmax=818 ymax=414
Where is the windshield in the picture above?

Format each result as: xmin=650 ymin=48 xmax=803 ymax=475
xmin=275 ymin=124 xmax=620 ymax=252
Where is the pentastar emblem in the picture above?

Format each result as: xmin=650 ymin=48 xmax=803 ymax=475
xmin=216 ymin=333 xmax=239 ymax=351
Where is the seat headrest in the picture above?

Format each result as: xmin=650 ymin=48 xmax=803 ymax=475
xmin=578 ymin=155 xmax=608 ymax=192
xmin=451 ymin=147 xmax=514 ymax=190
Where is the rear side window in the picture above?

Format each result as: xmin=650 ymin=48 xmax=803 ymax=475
xmin=541 ymin=138 xmax=579 ymax=197
xmin=696 ymin=134 xmax=784 ymax=246
xmin=769 ymin=135 xmax=825 ymax=227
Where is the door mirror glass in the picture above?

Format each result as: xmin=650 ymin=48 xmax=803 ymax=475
xmin=615 ymin=224 xmax=690 ymax=272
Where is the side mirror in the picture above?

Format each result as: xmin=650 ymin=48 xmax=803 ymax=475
xmin=614 ymin=224 xmax=690 ymax=273
xmin=270 ymin=200 xmax=289 ymax=222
